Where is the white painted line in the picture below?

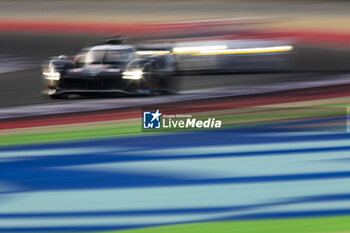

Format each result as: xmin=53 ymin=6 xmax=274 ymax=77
xmin=0 ymin=55 xmax=39 ymax=74
xmin=120 ymin=139 xmax=350 ymax=157
xmin=0 ymin=147 xmax=130 ymax=159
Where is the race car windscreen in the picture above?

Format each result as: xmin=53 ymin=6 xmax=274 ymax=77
xmin=75 ymin=50 xmax=134 ymax=66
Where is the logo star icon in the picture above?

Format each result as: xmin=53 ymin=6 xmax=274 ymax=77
xmin=151 ymin=109 xmax=161 ymax=122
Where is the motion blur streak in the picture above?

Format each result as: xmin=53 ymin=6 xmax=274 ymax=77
xmin=196 ymin=45 xmax=293 ymax=55
xmin=172 ymin=45 xmax=227 ymax=54
xmin=135 ymin=51 xmax=170 ymax=55
xmin=1 ymin=127 xmax=350 ymax=231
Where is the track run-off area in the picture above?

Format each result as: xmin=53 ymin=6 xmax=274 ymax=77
xmin=1 ymin=83 xmax=350 ymax=232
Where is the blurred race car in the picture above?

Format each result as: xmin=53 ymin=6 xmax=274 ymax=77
xmin=42 ymin=39 xmax=177 ymax=99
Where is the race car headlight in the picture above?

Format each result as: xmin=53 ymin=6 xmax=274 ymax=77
xmin=122 ymin=70 xmax=143 ymax=80
xmin=43 ymin=72 xmax=61 ymax=81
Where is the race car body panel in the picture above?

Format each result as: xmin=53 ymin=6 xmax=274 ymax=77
xmin=42 ymin=43 xmax=177 ymax=98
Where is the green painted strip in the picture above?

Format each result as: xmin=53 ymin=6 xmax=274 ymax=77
xmin=0 ymin=124 xmax=144 ymax=146
xmin=0 ymin=106 xmax=345 ymax=147
xmin=322 ymin=103 xmax=350 ymax=108
xmin=100 ymin=216 xmax=350 ymax=233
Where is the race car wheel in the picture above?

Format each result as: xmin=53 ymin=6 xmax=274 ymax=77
xmin=139 ymin=78 xmax=155 ymax=95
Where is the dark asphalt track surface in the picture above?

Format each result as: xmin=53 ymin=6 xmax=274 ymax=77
xmin=0 ymin=33 xmax=349 ymax=108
